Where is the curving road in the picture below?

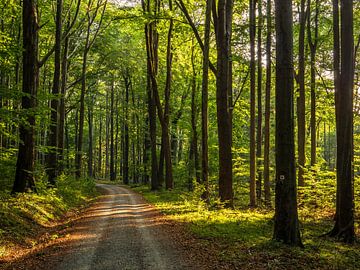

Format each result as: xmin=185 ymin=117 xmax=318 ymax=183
xmin=53 ymin=184 xmax=194 ymax=270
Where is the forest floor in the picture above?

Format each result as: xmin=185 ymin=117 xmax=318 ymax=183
xmin=133 ymin=185 xmax=360 ymax=270
xmin=1 ymin=183 xmax=359 ymax=270
xmin=0 ymin=184 xmax=227 ymax=270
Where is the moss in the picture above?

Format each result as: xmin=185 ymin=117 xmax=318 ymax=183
xmin=133 ymin=185 xmax=360 ymax=270
xmin=0 ymin=175 xmax=98 ymax=257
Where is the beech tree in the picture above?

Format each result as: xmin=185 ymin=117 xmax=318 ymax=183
xmin=273 ymin=0 xmax=302 ymax=246
xmin=12 ymin=0 xmax=38 ymax=193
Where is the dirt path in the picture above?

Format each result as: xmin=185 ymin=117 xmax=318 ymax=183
xmin=1 ymin=184 xmax=214 ymax=270
xmin=50 ymin=184 xmax=196 ymax=270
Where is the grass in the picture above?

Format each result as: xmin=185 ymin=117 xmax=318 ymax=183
xmin=133 ymin=185 xmax=360 ymax=270
xmin=0 ymin=175 xmax=98 ymax=258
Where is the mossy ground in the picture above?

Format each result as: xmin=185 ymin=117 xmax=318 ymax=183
xmin=133 ymin=185 xmax=360 ymax=270
xmin=0 ymin=175 xmax=98 ymax=258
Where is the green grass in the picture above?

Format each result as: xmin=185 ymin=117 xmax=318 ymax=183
xmin=0 ymin=175 xmax=98 ymax=258
xmin=133 ymin=185 xmax=360 ymax=270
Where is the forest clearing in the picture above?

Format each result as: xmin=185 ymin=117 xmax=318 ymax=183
xmin=0 ymin=0 xmax=359 ymax=269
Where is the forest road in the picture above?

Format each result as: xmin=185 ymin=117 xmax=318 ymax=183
xmin=53 ymin=184 xmax=194 ymax=270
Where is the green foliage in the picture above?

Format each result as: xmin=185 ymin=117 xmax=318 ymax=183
xmin=134 ymin=186 xmax=360 ymax=269
xmin=0 ymin=175 xmax=97 ymax=257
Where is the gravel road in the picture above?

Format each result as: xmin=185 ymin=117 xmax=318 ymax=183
xmin=53 ymin=184 xmax=194 ymax=270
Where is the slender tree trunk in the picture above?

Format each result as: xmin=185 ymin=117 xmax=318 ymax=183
xmin=307 ymin=0 xmax=319 ymax=167
xmin=58 ymin=25 xmax=69 ymax=175
xmin=215 ymin=0 xmax=233 ymax=206
xmin=328 ymin=0 xmax=355 ymax=244
xmin=75 ymin=27 xmax=90 ymax=178
xmin=87 ymin=96 xmax=94 ymax=177
xmin=163 ymin=4 xmax=174 ymax=189
xmin=256 ymin=0 xmax=263 ymax=203
xmin=13 ymin=1 xmax=38 ymax=193
xmin=46 ymin=0 xmax=62 ymax=185
xmin=143 ymin=0 xmax=159 ymax=190
xmin=190 ymin=51 xmax=200 ymax=185
xmin=201 ymin=0 xmax=212 ymax=201
xmin=110 ymin=79 xmax=116 ymax=181
xmin=249 ymin=0 xmax=257 ymax=207
xmin=98 ymin=113 xmax=102 ymax=178
xmin=273 ymin=0 xmax=302 ymax=247
xmin=263 ymin=0 xmax=272 ymax=207
xmin=123 ymin=76 xmax=130 ymax=184
xmin=297 ymin=0 xmax=307 ymax=186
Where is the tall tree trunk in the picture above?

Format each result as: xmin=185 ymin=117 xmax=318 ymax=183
xmin=201 ymin=0 xmax=212 ymax=201
xmin=58 ymin=25 xmax=69 ymax=175
xmin=273 ymin=0 xmax=302 ymax=247
xmin=143 ymin=0 xmax=159 ymax=190
xmin=328 ymin=0 xmax=355 ymax=244
xmin=249 ymin=0 xmax=257 ymax=207
xmin=87 ymin=96 xmax=94 ymax=177
xmin=123 ymin=75 xmax=130 ymax=184
xmin=13 ymin=1 xmax=38 ymax=193
xmin=307 ymin=0 xmax=319 ymax=166
xmin=256 ymin=0 xmax=263 ymax=204
xmin=98 ymin=113 xmax=102 ymax=177
xmin=110 ymin=79 xmax=116 ymax=181
xmin=263 ymin=0 xmax=272 ymax=207
xmin=46 ymin=0 xmax=62 ymax=185
xmin=74 ymin=0 xmax=107 ymax=178
xmin=190 ymin=50 xmax=200 ymax=185
xmin=297 ymin=0 xmax=307 ymax=186
xmin=163 ymin=3 xmax=174 ymax=189
xmin=215 ymin=0 xmax=233 ymax=206
xmin=75 ymin=25 xmax=90 ymax=179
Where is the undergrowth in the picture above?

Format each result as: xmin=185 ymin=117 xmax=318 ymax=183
xmin=133 ymin=182 xmax=360 ymax=270
xmin=0 ymin=175 xmax=97 ymax=258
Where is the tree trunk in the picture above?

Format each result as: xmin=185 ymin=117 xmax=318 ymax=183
xmin=190 ymin=51 xmax=200 ymax=185
xmin=87 ymin=96 xmax=94 ymax=177
xmin=110 ymin=79 xmax=116 ymax=181
xmin=256 ymin=0 xmax=263 ymax=204
xmin=297 ymin=0 xmax=307 ymax=186
xmin=58 ymin=24 xmax=69 ymax=175
xmin=273 ymin=0 xmax=302 ymax=247
xmin=75 ymin=26 xmax=90 ymax=179
xmin=307 ymin=0 xmax=319 ymax=167
xmin=123 ymin=76 xmax=130 ymax=185
xmin=249 ymin=0 xmax=257 ymax=207
xmin=163 ymin=5 xmax=174 ymax=190
xmin=328 ymin=0 xmax=355 ymax=244
xmin=201 ymin=0 xmax=212 ymax=201
xmin=13 ymin=1 xmax=38 ymax=193
xmin=46 ymin=0 xmax=62 ymax=185
xmin=263 ymin=0 xmax=272 ymax=207
xmin=143 ymin=0 xmax=159 ymax=190
xmin=215 ymin=0 xmax=233 ymax=206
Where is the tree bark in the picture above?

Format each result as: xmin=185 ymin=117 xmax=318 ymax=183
xmin=256 ymin=0 xmax=263 ymax=204
xmin=13 ymin=1 xmax=38 ymax=193
xmin=110 ymin=79 xmax=116 ymax=181
xmin=46 ymin=0 xmax=62 ymax=185
xmin=123 ymin=75 xmax=130 ymax=184
xmin=58 ymin=24 xmax=69 ymax=175
xmin=249 ymin=0 xmax=257 ymax=207
xmin=307 ymin=0 xmax=319 ymax=167
xmin=297 ymin=0 xmax=307 ymax=186
xmin=215 ymin=0 xmax=233 ymax=206
xmin=263 ymin=0 xmax=272 ymax=207
xmin=328 ymin=0 xmax=355 ymax=244
xmin=273 ymin=0 xmax=302 ymax=247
